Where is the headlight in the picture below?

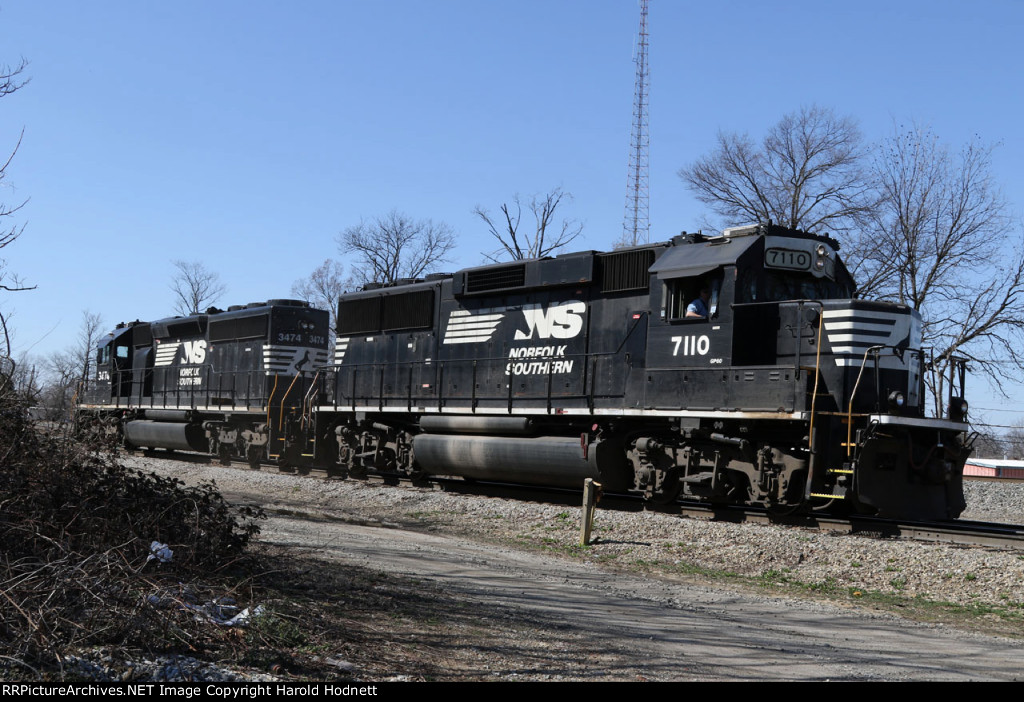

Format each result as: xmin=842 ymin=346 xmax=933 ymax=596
xmin=888 ymin=391 xmax=905 ymax=410
xmin=814 ymin=244 xmax=829 ymax=272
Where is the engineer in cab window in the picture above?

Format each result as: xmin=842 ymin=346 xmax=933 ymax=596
xmin=686 ymin=285 xmax=711 ymax=318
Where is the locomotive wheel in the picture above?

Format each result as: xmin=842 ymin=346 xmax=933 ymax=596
xmin=409 ymin=469 xmax=431 ymax=487
xmin=246 ymin=445 xmax=263 ymax=471
xmin=766 ymin=502 xmax=805 ymax=518
xmin=646 ymin=472 xmax=681 ymax=505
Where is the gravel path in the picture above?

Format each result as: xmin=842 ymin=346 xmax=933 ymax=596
xmin=263 ymin=514 xmax=1022 ymax=681
xmin=129 ymin=457 xmax=1024 ymax=617
xmin=123 ymin=455 xmax=1024 ymax=680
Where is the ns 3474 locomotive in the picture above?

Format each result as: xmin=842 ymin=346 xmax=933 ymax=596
xmin=78 ymin=224 xmax=973 ymax=521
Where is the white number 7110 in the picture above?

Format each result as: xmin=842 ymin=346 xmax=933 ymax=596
xmin=671 ymin=335 xmax=710 ymax=356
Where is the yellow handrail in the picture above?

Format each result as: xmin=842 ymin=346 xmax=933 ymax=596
xmin=278 ymin=372 xmax=302 ymax=430
xmin=266 ymin=373 xmax=279 ymax=427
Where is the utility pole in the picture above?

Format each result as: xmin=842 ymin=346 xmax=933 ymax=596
xmin=622 ymin=0 xmax=650 ymax=247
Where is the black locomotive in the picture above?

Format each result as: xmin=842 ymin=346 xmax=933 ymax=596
xmin=78 ymin=224 xmax=972 ymax=520
xmin=80 ymin=299 xmax=330 ymax=466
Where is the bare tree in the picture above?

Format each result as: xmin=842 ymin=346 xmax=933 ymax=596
xmin=971 ymin=429 xmax=1004 ymax=459
xmin=1 ymin=351 xmax=38 ymax=402
xmin=338 ymin=210 xmax=456 ymax=286
xmin=291 ymin=259 xmax=347 ymax=338
xmin=42 ymin=349 xmax=78 ymax=420
xmin=0 ymin=58 xmax=29 ymax=258
xmin=170 ymin=260 xmax=226 ymax=315
xmin=681 ymin=108 xmax=1024 ymax=417
xmin=474 ymin=187 xmax=584 ymax=262
xmin=0 ymin=58 xmax=31 ymax=360
xmin=857 ymin=126 xmax=1024 ymax=415
xmin=34 ymin=311 xmax=104 ymax=420
xmin=76 ymin=310 xmax=104 ymax=385
xmin=1003 ymin=421 xmax=1024 ymax=460
xmin=679 ymin=105 xmax=876 ymax=237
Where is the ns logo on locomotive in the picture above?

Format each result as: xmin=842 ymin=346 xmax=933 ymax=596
xmin=78 ymin=224 xmax=973 ymax=521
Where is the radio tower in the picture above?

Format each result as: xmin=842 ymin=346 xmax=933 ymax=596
xmin=623 ymin=0 xmax=650 ymax=247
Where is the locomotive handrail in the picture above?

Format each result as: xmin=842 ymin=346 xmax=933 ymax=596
xmin=437 ymin=363 xmax=445 ymax=412
xmin=507 ymin=359 xmax=514 ymax=414
xmin=471 ymin=361 xmax=477 ymax=411
xmin=847 ymin=345 xmax=885 ymax=457
xmin=317 ymin=351 xmax=817 ymax=417
xmin=94 ymin=365 xmax=320 ymax=418
xmin=587 ymin=356 xmax=597 ymax=413
xmin=805 ymin=301 xmax=826 ymax=504
xmin=407 ymin=365 xmax=414 ymax=412
xmin=266 ymin=373 xmax=279 ymax=427
xmin=844 ymin=343 xmax=930 ymax=453
xmin=302 ymin=370 xmax=321 ymax=426
xmin=613 ymin=311 xmax=647 ymax=355
xmin=277 ymin=371 xmax=303 ymax=431
xmin=324 ymin=350 xmax=661 ymax=414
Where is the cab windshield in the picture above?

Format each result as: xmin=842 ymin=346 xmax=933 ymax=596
xmin=738 ymin=270 xmax=854 ymax=303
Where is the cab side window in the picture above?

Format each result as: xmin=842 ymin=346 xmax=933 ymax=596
xmin=664 ymin=280 xmax=693 ymax=321
xmin=663 ymin=275 xmax=721 ymax=321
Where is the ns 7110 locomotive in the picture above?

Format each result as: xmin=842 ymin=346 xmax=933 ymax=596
xmin=78 ymin=224 xmax=972 ymax=521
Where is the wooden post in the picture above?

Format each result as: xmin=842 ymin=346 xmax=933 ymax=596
xmin=580 ymin=478 xmax=602 ymax=546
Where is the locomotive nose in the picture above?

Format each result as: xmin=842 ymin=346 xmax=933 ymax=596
xmin=818 ymin=301 xmax=924 ymax=415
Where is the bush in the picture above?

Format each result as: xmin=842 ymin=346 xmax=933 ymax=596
xmin=0 ymin=388 xmax=265 ymax=670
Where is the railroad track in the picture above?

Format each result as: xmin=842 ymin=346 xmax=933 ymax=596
xmin=132 ymin=447 xmax=1024 ymax=551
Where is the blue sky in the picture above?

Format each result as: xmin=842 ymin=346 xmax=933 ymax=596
xmin=1 ymin=0 xmax=1023 ymax=431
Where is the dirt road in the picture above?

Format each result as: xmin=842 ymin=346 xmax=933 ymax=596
xmin=263 ymin=512 xmax=1022 ymax=681
xmin=135 ymin=455 xmax=1024 ymax=681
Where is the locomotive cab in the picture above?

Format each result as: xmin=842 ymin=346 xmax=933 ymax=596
xmin=88 ymin=322 xmax=147 ymax=405
xmin=622 ymin=224 xmax=967 ymax=518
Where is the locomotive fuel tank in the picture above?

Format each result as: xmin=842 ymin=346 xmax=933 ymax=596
xmin=412 ymin=434 xmax=633 ymax=491
xmin=124 ymin=419 xmax=209 ymax=453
